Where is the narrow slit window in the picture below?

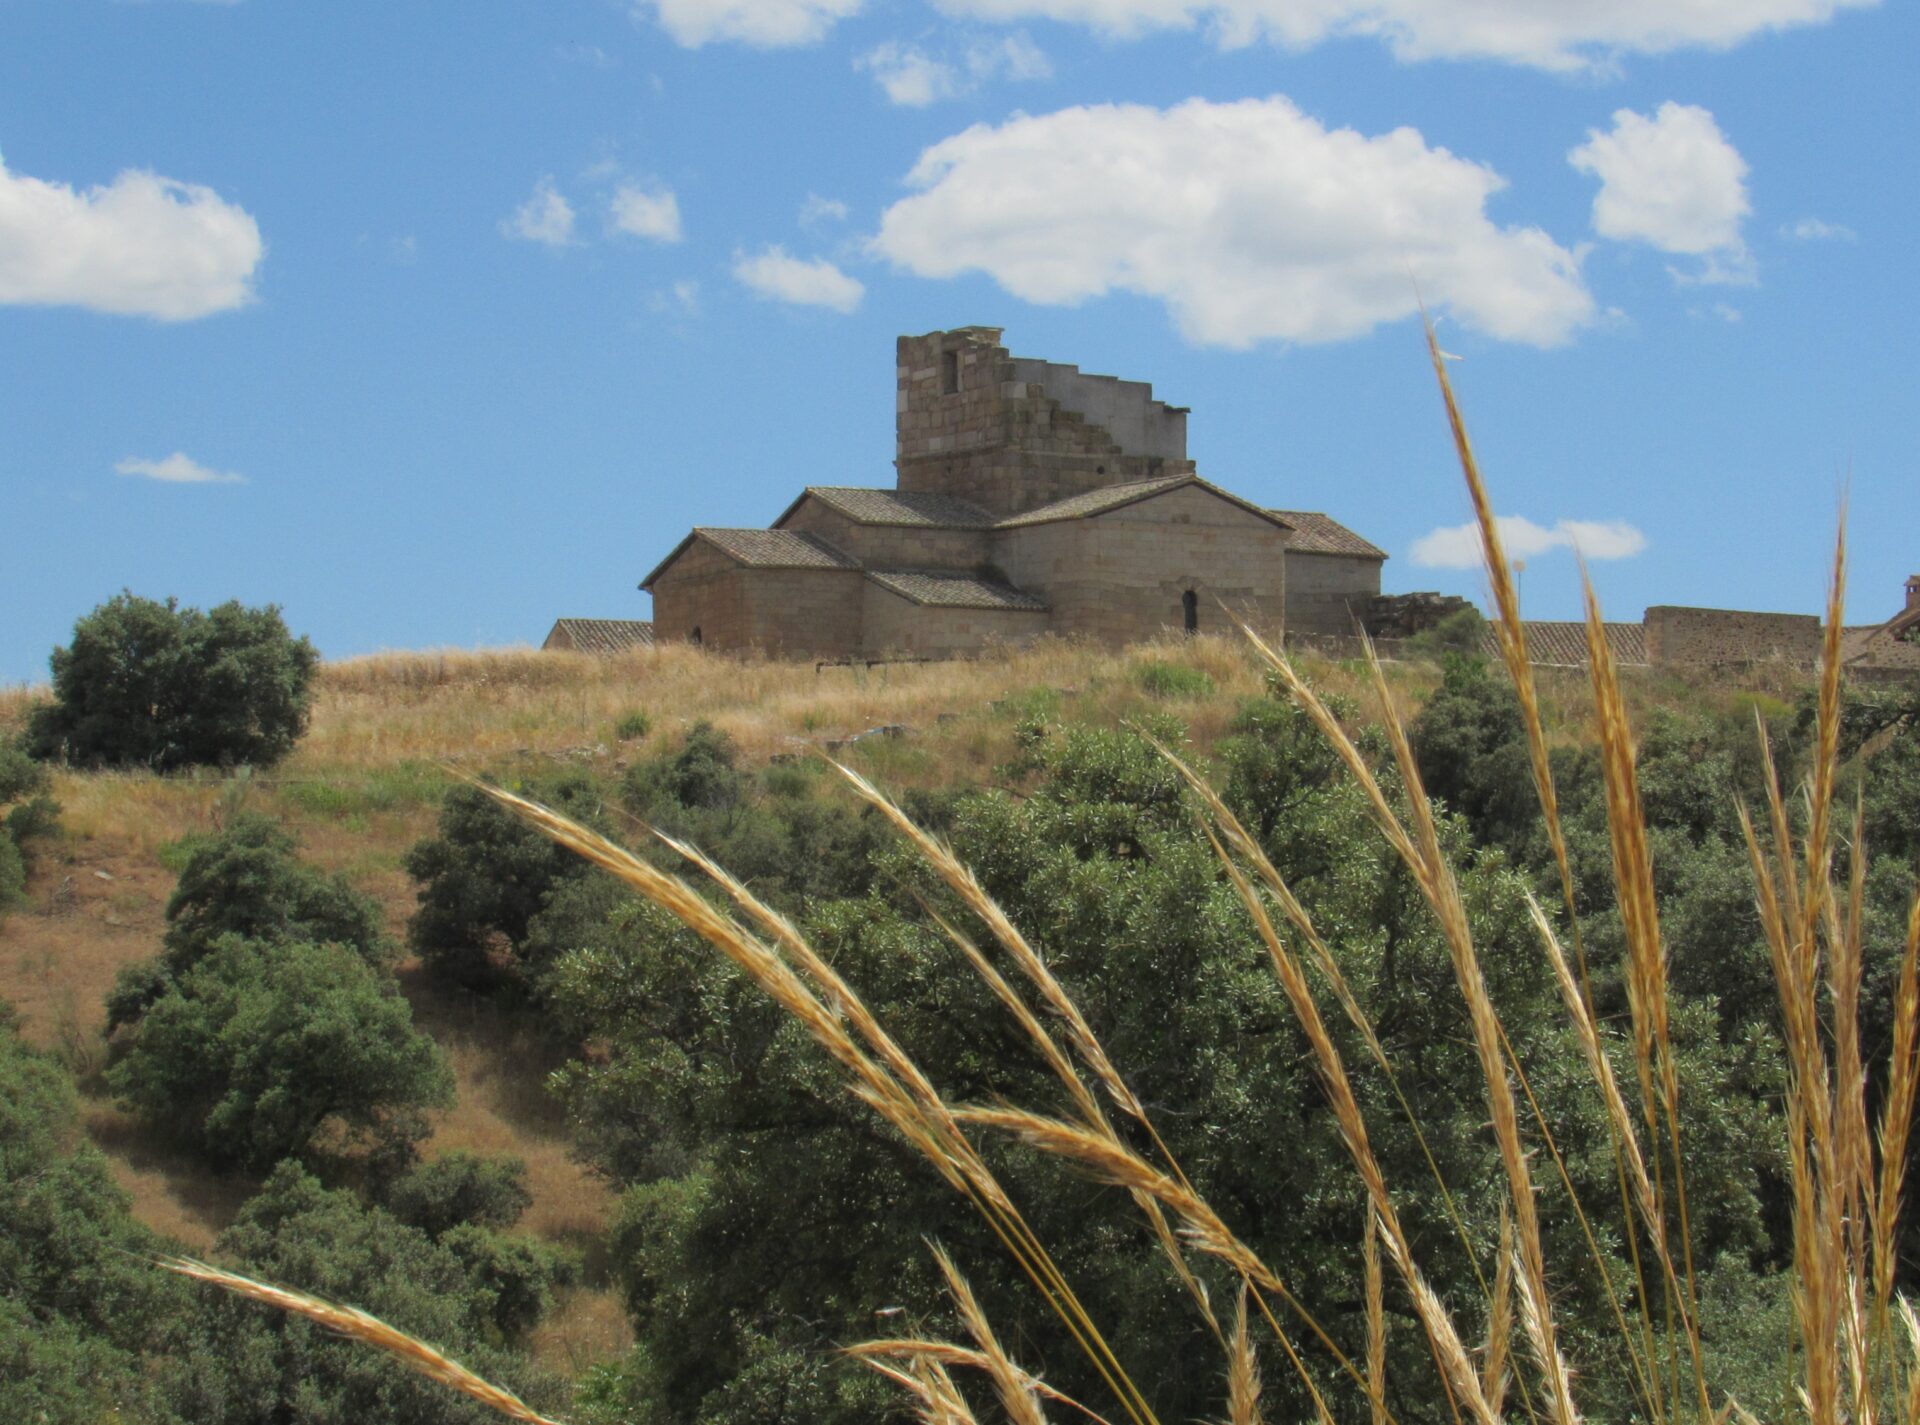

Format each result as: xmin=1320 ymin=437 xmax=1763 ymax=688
xmin=1182 ymin=589 xmax=1198 ymax=634
xmin=941 ymin=350 xmax=960 ymax=395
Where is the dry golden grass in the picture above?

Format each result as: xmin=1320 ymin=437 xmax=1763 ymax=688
xmin=162 ymin=1257 xmax=566 ymax=1425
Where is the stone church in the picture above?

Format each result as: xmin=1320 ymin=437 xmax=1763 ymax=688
xmin=640 ymin=326 xmax=1386 ymax=660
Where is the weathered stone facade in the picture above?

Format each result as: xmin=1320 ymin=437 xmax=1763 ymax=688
xmin=641 ymin=327 xmax=1386 ymax=659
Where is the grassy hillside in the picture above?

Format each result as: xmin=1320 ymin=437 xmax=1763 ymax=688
xmin=0 ymin=631 xmax=1850 ymax=1415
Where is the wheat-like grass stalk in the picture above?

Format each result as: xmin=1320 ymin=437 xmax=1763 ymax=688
xmin=159 ymin=1258 xmax=564 ymax=1424
xmin=1365 ymin=1210 xmax=1389 ymax=1425
xmin=832 ymin=758 xmax=1147 ymax=1125
xmin=1229 ymin=1285 xmax=1268 ymax=1425
xmin=474 ymin=783 xmax=1161 ymax=1425
xmin=848 ymin=1340 xmax=1116 ymax=1425
xmin=934 ymin=1245 xmax=1053 ymax=1425
xmin=1482 ymin=1212 xmax=1513 ymax=1420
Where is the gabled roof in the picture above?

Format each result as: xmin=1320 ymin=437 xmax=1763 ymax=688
xmin=1479 ymin=621 xmax=1647 ymax=667
xmin=865 ymin=570 xmax=1048 ymax=611
xmin=545 ymin=619 xmax=654 ymax=654
xmin=1269 ymin=510 xmax=1388 ymax=561
xmin=641 ymin=528 xmax=857 ymax=590
xmin=994 ymin=475 xmax=1293 ymax=531
xmin=777 ymin=486 xmax=994 ymax=529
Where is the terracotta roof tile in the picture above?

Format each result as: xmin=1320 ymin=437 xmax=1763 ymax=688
xmin=695 ymin=528 xmax=859 ymax=569
xmin=994 ymin=476 xmax=1190 ymax=527
xmin=544 ymin=619 xmax=654 ymax=654
xmin=802 ymin=487 xmax=994 ymax=528
xmin=1268 ymin=510 xmax=1388 ymax=560
xmin=1480 ymin=621 xmax=1647 ymax=667
xmin=865 ymin=570 xmax=1048 ymax=611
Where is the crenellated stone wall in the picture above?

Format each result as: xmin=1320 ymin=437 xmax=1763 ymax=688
xmin=895 ymin=329 xmax=1195 ymax=518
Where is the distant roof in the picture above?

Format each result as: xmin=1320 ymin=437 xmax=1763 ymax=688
xmin=1269 ymin=510 xmax=1388 ymax=560
xmin=783 ymin=487 xmax=994 ymax=529
xmin=1843 ymin=621 xmax=1920 ymax=671
xmin=641 ymin=528 xmax=858 ymax=588
xmin=865 ymin=569 xmax=1049 ymax=611
xmin=1480 ymin=621 xmax=1647 ymax=667
xmin=544 ymin=619 xmax=654 ymax=655
xmin=996 ymin=475 xmax=1290 ymax=531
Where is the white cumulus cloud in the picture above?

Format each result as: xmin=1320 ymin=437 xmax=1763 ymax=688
xmin=799 ymin=193 xmax=849 ymax=227
xmin=1569 ymin=103 xmax=1752 ymax=282
xmin=115 ymin=452 xmax=246 ymax=486
xmin=858 ymin=33 xmax=1052 ymax=105
xmin=628 ymin=0 xmax=1870 ymax=64
xmin=732 ymin=245 xmax=864 ymax=312
xmin=1410 ymin=515 xmax=1645 ymax=569
xmin=858 ymin=42 xmax=963 ymax=105
xmin=931 ymin=0 xmax=1871 ymax=70
xmin=871 ymin=97 xmax=1593 ymax=348
xmin=1783 ymin=216 xmax=1855 ymax=242
xmin=0 ymin=154 xmax=262 ymax=320
xmin=611 ymin=182 xmax=683 ymax=242
xmin=634 ymin=0 xmax=863 ymax=47
xmin=501 ymin=178 xmax=577 ymax=247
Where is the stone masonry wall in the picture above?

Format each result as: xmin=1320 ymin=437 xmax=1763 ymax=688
xmin=648 ymin=539 xmax=749 ymax=649
xmin=859 ymin=582 xmax=1047 ymax=659
xmin=1286 ymin=551 xmax=1383 ymax=638
xmin=777 ymin=499 xmax=991 ymax=572
xmin=736 ymin=569 xmax=864 ymax=658
xmin=896 ymin=329 xmax=1194 ymax=518
xmin=995 ymin=485 xmax=1289 ymax=642
xmin=1644 ymin=606 xmax=1822 ymax=669
xmin=651 ymin=540 xmax=864 ymax=657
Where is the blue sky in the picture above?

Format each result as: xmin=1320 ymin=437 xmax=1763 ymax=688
xmin=2 ymin=0 xmax=1913 ymax=684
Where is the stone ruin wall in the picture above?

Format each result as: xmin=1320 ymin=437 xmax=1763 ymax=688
xmin=895 ymin=328 xmax=1195 ymax=518
xmin=1643 ymin=606 xmax=1823 ymax=670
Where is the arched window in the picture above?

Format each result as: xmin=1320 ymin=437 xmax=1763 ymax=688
xmin=1182 ymin=589 xmax=1198 ymax=634
xmin=689 ymin=626 xmax=703 ymax=646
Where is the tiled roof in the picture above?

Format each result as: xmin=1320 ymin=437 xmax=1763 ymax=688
xmin=1269 ymin=510 xmax=1387 ymax=560
xmin=695 ymin=528 xmax=859 ymax=569
xmin=994 ymin=476 xmax=1191 ymax=527
xmin=993 ymin=474 xmax=1300 ymax=530
xmin=1479 ymin=621 xmax=1648 ymax=667
xmin=1843 ymin=625 xmax=1920 ymax=670
xmin=545 ymin=619 xmax=654 ymax=654
xmin=800 ymin=487 xmax=994 ymax=528
xmin=865 ymin=570 xmax=1049 ymax=611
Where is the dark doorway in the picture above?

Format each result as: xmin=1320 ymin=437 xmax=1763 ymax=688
xmin=690 ymin=626 xmax=703 ymax=646
xmin=1182 ymin=589 xmax=1198 ymax=634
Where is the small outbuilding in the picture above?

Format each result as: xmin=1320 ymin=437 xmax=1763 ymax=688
xmin=542 ymin=619 xmax=655 ymax=655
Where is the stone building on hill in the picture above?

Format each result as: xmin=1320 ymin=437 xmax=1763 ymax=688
xmin=542 ymin=619 xmax=655 ymax=655
xmin=640 ymin=326 xmax=1386 ymax=659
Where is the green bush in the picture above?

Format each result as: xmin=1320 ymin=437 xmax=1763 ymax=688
xmin=0 ymin=735 xmax=58 ymax=914
xmin=404 ymin=774 xmax=603 ymax=987
xmin=1403 ymin=604 xmax=1489 ymax=659
xmin=107 ymin=814 xmax=390 ymax=1029
xmin=613 ymin=710 xmax=652 ymax=742
xmin=1135 ymin=660 xmax=1214 ymax=698
xmin=28 ymin=592 xmax=318 ymax=771
xmin=383 ymin=1151 xmax=534 ymax=1235
xmin=107 ymin=936 xmax=453 ymax=1171
xmin=0 ymin=1007 xmax=183 ymax=1421
xmin=157 ymin=1162 xmax=566 ymax=1420
xmin=622 ymin=720 xmax=742 ymax=814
